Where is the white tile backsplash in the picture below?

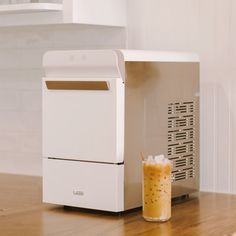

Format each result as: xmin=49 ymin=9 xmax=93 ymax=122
xmin=17 ymin=48 xmax=46 ymax=69
xmin=0 ymin=72 xmax=42 ymax=90
xmin=38 ymin=0 xmax=63 ymax=3
xmin=0 ymin=49 xmax=20 ymax=69
xmin=0 ymin=90 xmax=21 ymax=111
xmin=16 ymin=30 xmax=55 ymax=49
xmin=0 ymin=32 xmax=18 ymax=49
xmin=0 ymin=151 xmax=42 ymax=176
xmin=0 ymin=25 xmax=125 ymax=176
xmin=0 ymin=1 xmax=10 ymax=5
xmin=21 ymin=132 xmax=41 ymax=154
xmin=21 ymin=90 xmax=42 ymax=111
xmin=10 ymin=0 xmax=31 ymax=4
xmin=0 ymin=111 xmax=25 ymax=132
xmin=20 ymin=111 xmax=42 ymax=132
xmin=0 ymin=132 xmax=22 ymax=152
xmin=0 ymin=131 xmax=41 ymax=154
xmin=52 ymin=26 xmax=126 ymax=48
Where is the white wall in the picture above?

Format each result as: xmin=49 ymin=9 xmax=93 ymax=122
xmin=0 ymin=25 xmax=125 ymax=176
xmin=127 ymin=0 xmax=236 ymax=193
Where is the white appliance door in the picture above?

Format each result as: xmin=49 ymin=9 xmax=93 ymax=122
xmin=42 ymin=77 xmax=124 ymax=163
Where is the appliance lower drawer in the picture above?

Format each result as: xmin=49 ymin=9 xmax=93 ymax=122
xmin=43 ymin=158 xmax=124 ymax=212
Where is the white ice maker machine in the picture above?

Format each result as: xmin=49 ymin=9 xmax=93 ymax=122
xmin=42 ymin=50 xmax=200 ymax=212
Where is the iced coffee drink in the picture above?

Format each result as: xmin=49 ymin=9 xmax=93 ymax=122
xmin=142 ymin=155 xmax=172 ymax=222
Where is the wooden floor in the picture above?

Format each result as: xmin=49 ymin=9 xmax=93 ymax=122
xmin=1 ymin=174 xmax=236 ymax=236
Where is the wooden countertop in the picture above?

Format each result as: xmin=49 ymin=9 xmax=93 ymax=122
xmin=0 ymin=173 xmax=236 ymax=236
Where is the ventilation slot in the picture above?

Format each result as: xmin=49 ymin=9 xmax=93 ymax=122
xmin=175 ymin=159 xmax=187 ymax=168
xmin=168 ymin=129 xmax=194 ymax=143
xmin=168 ymin=101 xmax=196 ymax=182
xmin=168 ymin=102 xmax=194 ymax=115
xmin=172 ymin=171 xmax=186 ymax=181
xmin=168 ymin=115 xmax=194 ymax=129
xmin=172 ymin=168 xmax=195 ymax=181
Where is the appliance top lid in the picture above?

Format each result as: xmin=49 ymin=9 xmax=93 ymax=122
xmin=118 ymin=50 xmax=199 ymax=62
xmin=43 ymin=50 xmax=199 ymax=81
xmin=43 ymin=50 xmax=199 ymax=69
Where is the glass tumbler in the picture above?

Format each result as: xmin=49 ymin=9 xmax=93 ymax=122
xmin=142 ymin=155 xmax=172 ymax=222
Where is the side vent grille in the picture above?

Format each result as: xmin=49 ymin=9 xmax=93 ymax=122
xmin=168 ymin=101 xmax=196 ymax=182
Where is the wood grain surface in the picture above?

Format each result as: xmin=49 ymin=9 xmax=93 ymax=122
xmin=0 ymin=173 xmax=236 ymax=236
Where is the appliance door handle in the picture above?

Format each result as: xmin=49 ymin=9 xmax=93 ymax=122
xmin=45 ymin=81 xmax=109 ymax=91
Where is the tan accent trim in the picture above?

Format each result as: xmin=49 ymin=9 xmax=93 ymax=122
xmin=45 ymin=81 xmax=109 ymax=90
